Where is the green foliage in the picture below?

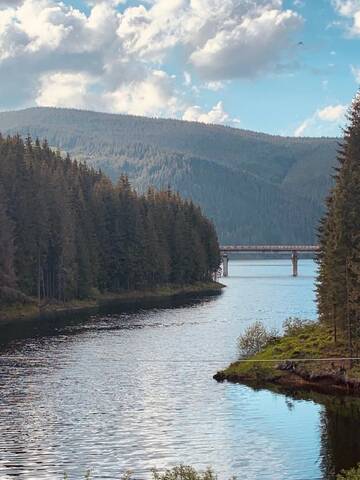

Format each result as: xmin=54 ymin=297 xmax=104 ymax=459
xmin=152 ymin=466 xmax=219 ymax=480
xmin=337 ymin=463 xmax=360 ymax=479
xmin=0 ymin=134 xmax=220 ymax=305
xmin=237 ymin=321 xmax=279 ymax=357
xmin=64 ymin=466 xmax=224 ymax=480
xmin=282 ymin=317 xmax=314 ymax=336
xmin=0 ymin=107 xmax=338 ymax=243
xmin=317 ymin=92 xmax=360 ymax=347
xmin=221 ymin=321 xmax=337 ymax=383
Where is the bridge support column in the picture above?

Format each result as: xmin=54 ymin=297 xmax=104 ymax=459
xmin=292 ymin=251 xmax=298 ymax=277
xmin=222 ymin=254 xmax=229 ymax=277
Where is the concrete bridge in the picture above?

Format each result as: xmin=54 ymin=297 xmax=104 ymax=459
xmin=220 ymin=245 xmax=319 ymax=277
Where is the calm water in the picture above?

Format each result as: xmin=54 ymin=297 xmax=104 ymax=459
xmin=1 ymin=259 xmax=360 ymax=479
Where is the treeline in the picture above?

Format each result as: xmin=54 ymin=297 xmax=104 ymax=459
xmin=317 ymin=93 xmax=360 ymax=347
xmin=0 ymin=107 xmax=339 ymax=243
xmin=0 ymin=134 xmax=220 ymax=305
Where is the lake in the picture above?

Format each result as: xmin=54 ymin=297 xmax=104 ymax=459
xmin=1 ymin=259 xmax=360 ymax=479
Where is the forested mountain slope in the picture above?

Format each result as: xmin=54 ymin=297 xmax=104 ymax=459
xmin=0 ymin=107 xmax=338 ymax=243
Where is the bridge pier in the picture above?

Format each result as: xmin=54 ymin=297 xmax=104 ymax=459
xmin=222 ymin=254 xmax=229 ymax=277
xmin=219 ymin=245 xmax=318 ymax=278
xmin=292 ymin=251 xmax=298 ymax=277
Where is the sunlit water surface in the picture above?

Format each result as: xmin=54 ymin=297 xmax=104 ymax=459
xmin=1 ymin=260 xmax=360 ymax=479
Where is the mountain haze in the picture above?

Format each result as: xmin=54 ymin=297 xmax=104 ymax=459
xmin=0 ymin=107 xmax=338 ymax=244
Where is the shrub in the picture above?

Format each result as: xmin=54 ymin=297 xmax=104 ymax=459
xmin=282 ymin=317 xmax=313 ymax=336
xmin=337 ymin=463 xmax=360 ymax=479
xmin=152 ymin=466 xmax=218 ymax=480
xmin=63 ymin=466 xmax=222 ymax=480
xmin=237 ymin=321 xmax=279 ymax=357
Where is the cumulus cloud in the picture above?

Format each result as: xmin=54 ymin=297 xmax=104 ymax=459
xmin=317 ymin=104 xmax=347 ymax=121
xmin=182 ymin=101 xmax=240 ymax=125
xmin=332 ymin=0 xmax=360 ymax=35
xmin=36 ymin=72 xmax=95 ymax=109
xmin=0 ymin=0 xmax=303 ymax=120
xmin=117 ymin=0 xmax=302 ymax=79
xmin=103 ymin=70 xmax=183 ymax=116
xmin=190 ymin=7 xmax=302 ymax=79
xmin=294 ymin=104 xmax=347 ymax=137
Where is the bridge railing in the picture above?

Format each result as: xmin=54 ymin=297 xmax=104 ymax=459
xmin=220 ymin=245 xmax=319 ymax=253
xmin=219 ymin=245 xmax=319 ymax=277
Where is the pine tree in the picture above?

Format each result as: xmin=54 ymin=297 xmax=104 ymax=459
xmin=0 ymin=134 xmax=221 ymax=306
xmin=317 ymin=92 xmax=360 ymax=350
xmin=0 ymin=183 xmax=16 ymax=298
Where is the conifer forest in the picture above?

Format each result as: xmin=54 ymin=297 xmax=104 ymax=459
xmin=0 ymin=134 xmax=220 ymax=306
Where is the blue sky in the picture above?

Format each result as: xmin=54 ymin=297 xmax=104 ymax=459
xmin=0 ymin=0 xmax=359 ymax=136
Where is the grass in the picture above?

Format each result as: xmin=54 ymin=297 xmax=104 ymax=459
xmin=216 ymin=321 xmax=360 ymax=387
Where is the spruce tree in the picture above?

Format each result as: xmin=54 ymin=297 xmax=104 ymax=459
xmin=0 ymin=134 xmax=221 ymax=306
xmin=317 ymin=92 xmax=360 ymax=349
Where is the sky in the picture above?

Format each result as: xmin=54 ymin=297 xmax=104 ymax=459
xmin=0 ymin=0 xmax=360 ymax=136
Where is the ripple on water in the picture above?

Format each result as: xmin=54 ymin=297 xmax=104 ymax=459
xmin=0 ymin=260 xmax=357 ymax=479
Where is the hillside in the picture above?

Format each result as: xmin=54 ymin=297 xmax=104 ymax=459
xmin=0 ymin=107 xmax=339 ymax=243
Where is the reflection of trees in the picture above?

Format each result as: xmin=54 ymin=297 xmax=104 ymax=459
xmin=282 ymin=389 xmax=360 ymax=480
xmin=319 ymin=397 xmax=360 ymax=480
xmin=245 ymin=383 xmax=360 ymax=480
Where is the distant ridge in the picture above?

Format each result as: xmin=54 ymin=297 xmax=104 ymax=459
xmin=0 ymin=107 xmax=338 ymax=243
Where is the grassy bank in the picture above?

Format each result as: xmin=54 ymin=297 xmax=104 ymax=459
xmin=214 ymin=321 xmax=360 ymax=395
xmin=0 ymin=282 xmax=224 ymax=326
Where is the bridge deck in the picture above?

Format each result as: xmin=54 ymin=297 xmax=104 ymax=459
xmin=220 ymin=245 xmax=319 ymax=253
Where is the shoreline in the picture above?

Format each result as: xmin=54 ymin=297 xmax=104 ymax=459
xmin=214 ymin=322 xmax=360 ymax=397
xmin=0 ymin=282 xmax=224 ymax=327
xmin=214 ymin=367 xmax=360 ymax=397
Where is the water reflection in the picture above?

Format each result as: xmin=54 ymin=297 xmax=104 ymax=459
xmin=0 ymin=260 xmax=360 ymax=479
xmin=320 ymin=396 xmax=360 ymax=479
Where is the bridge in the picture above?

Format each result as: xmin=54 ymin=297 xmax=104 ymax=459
xmin=220 ymin=245 xmax=319 ymax=277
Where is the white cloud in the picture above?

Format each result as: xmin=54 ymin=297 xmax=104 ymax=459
xmin=116 ymin=0 xmax=303 ymax=80
xmin=36 ymin=72 xmax=95 ymax=109
xmin=0 ymin=0 xmax=303 ymax=119
xmin=294 ymin=103 xmax=347 ymax=137
xmin=182 ymin=101 xmax=239 ymax=125
xmin=351 ymin=64 xmax=360 ymax=82
xmin=205 ymin=81 xmax=225 ymax=91
xmin=332 ymin=0 xmax=360 ymax=35
xmin=103 ymin=70 xmax=183 ymax=117
xmin=318 ymin=104 xmax=347 ymax=121
xmin=0 ymin=0 xmax=118 ymax=61
xmin=190 ymin=7 xmax=302 ymax=79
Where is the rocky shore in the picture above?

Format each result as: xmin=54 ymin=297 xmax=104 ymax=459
xmin=214 ymin=321 xmax=360 ymax=396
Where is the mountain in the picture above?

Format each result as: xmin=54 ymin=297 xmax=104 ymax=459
xmin=0 ymin=107 xmax=339 ymax=244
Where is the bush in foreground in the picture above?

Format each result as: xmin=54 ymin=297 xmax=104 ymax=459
xmin=337 ymin=464 xmax=360 ymax=479
xmin=64 ymin=464 xmax=360 ymax=480
xmin=282 ymin=317 xmax=314 ymax=336
xmin=237 ymin=321 xmax=279 ymax=357
xmin=64 ymin=466 xmax=222 ymax=480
